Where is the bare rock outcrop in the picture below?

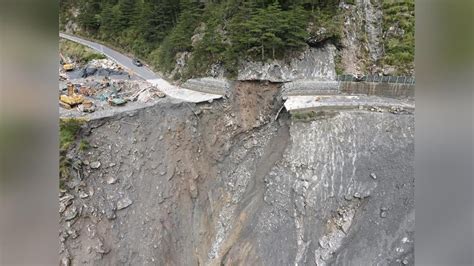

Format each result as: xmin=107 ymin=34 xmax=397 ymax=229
xmin=238 ymin=45 xmax=337 ymax=82
xmin=59 ymin=82 xmax=414 ymax=265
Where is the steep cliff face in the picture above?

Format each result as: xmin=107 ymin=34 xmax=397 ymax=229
xmin=59 ymin=82 xmax=414 ymax=265
xmin=338 ymin=0 xmax=414 ymax=75
xmin=238 ymin=45 xmax=337 ymax=82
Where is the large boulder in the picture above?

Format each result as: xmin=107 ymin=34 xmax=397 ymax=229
xmin=81 ymin=67 xmax=97 ymax=78
xmin=80 ymin=59 xmax=125 ymax=78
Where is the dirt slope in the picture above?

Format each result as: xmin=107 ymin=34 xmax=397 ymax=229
xmin=60 ymin=82 xmax=414 ymax=265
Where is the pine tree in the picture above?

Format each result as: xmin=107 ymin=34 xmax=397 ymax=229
xmin=77 ymin=0 xmax=101 ymax=32
xmin=118 ymin=0 xmax=139 ymax=29
xmin=64 ymin=0 xmax=347 ymax=78
xmin=99 ymin=3 xmax=116 ymax=36
xmin=283 ymin=5 xmax=308 ymax=49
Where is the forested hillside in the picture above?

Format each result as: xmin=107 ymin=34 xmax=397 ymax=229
xmin=60 ymin=0 xmax=414 ymax=79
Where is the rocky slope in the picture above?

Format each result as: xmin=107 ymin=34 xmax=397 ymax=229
xmin=59 ymin=82 xmax=414 ymax=265
xmin=338 ymin=0 xmax=414 ymax=76
xmin=237 ymin=45 xmax=337 ymax=82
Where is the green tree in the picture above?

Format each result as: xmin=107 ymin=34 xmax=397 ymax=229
xmin=186 ymin=3 xmax=228 ymax=77
xmin=98 ymin=3 xmax=119 ymax=36
xmin=281 ymin=5 xmax=309 ymax=49
xmin=231 ymin=1 xmax=307 ymax=61
xmin=62 ymin=0 xmax=344 ymax=80
xmin=77 ymin=0 xmax=101 ymax=32
xmin=158 ymin=0 xmax=201 ymax=72
xmin=118 ymin=0 xmax=139 ymax=29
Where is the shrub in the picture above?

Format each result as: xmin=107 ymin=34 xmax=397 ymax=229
xmin=60 ymin=39 xmax=106 ymax=64
xmin=59 ymin=118 xmax=84 ymax=151
xmin=78 ymin=140 xmax=90 ymax=151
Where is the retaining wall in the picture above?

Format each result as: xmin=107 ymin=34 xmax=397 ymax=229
xmin=181 ymin=78 xmax=231 ymax=96
xmin=282 ymin=76 xmax=415 ymax=99
xmin=339 ymin=82 xmax=414 ymax=99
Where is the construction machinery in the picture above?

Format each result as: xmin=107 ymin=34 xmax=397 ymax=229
xmin=60 ymin=53 xmax=75 ymax=71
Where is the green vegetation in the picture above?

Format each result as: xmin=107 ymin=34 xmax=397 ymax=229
xmin=79 ymin=140 xmax=90 ymax=151
xmin=307 ymin=7 xmax=344 ymax=47
xmin=60 ymin=0 xmax=343 ymax=79
xmin=59 ymin=156 xmax=72 ymax=190
xmin=59 ymin=118 xmax=87 ymax=189
xmin=382 ymin=0 xmax=415 ymax=74
xmin=292 ymin=110 xmax=318 ymax=121
xmin=334 ymin=52 xmax=343 ymax=75
xmin=230 ymin=2 xmax=309 ymax=61
xmin=59 ymin=118 xmax=84 ymax=151
xmin=59 ymin=0 xmax=414 ymax=77
xmin=157 ymin=1 xmax=201 ymax=74
xmin=60 ymin=39 xmax=106 ymax=64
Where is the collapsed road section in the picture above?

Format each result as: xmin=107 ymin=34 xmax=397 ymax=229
xmin=283 ymin=78 xmax=414 ymax=114
xmin=59 ymin=80 xmax=414 ymax=265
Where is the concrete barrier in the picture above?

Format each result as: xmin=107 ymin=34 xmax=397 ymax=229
xmin=284 ymin=95 xmax=415 ymax=112
xmin=181 ymin=78 xmax=230 ymax=96
xmin=282 ymin=78 xmax=414 ymax=100
xmin=282 ymin=80 xmax=339 ymax=97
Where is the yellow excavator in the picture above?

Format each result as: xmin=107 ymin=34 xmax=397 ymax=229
xmin=60 ymin=53 xmax=75 ymax=71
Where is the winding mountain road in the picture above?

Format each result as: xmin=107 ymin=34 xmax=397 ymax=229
xmin=60 ymin=33 xmax=223 ymax=103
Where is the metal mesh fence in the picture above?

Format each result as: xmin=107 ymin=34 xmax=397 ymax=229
xmin=336 ymin=75 xmax=415 ymax=84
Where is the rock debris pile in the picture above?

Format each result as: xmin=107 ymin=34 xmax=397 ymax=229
xmin=59 ymin=81 xmax=414 ymax=265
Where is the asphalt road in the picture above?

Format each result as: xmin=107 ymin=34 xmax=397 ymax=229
xmin=59 ymin=33 xmax=223 ymax=103
xmin=60 ymin=33 xmax=157 ymax=80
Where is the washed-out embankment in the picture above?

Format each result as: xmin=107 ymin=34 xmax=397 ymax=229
xmin=60 ymin=79 xmax=414 ymax=265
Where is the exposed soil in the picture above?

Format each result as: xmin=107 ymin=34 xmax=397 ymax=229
xmin=59 ymin=81 xmax=414 ymax=266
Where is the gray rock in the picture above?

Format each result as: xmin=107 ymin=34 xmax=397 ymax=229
xmin=64 ymin=206 xmax=78 ymax=221
xmin=383 ymin=66 xmax=397 ymax=76
xmin=105 ymin=206 xmax=116 ymax=220
xmin=362 ymin=0 xmax=384 ymax=62
xmin=67 ymin=229 xmax=79 ymax=239
xmin=189 ymin=181 xmax=198 ymax=199
xmin=60 ymin=256 xmax=70 ymax=266
xmin=90 ymin=161 xmax=101 ymax=169
xmin=59 ymin=194 xmax=74 ymax=213
xmin=81 ymin=67 xmax=97 ymax=78
xmin=370 ymin=172 xmax=377 ymax=179
xmin=106 ymin=176 xmax=117 ymax=184
xmin=238 ymin=45 xmax=336 ymax=82
xmin=117 ymin=197 xmax=133 ymax=210
xmin=306 ymin=26 xmax=330 ymax=46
